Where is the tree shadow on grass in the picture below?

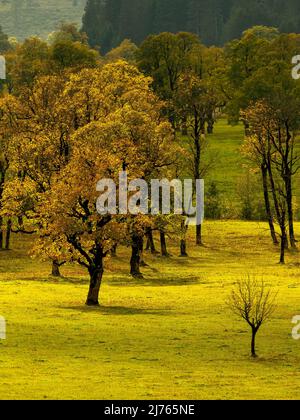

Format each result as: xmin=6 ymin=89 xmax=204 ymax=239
xmin=151 ymin=256 xmax=197 ymax=266
xmin=61 ymin=304 xmax=171 ymax=316
xmin=7 ymin=269 xmax=204 ymax=292
xmin=107 ymin=275 xmax=202 ymax=287
xmin=14 ymin=275 xmax=89 ymax=285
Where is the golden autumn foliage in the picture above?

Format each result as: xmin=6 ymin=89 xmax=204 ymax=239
xmin=0 ymin=60 xmax=176 ymax=304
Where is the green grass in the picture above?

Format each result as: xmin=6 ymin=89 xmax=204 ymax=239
xmin=204 ymin=120 xmax=245 ymax=199
xmin=180 ymin=119 xmax=300 ymax=218
xmin=1 ymin=221 xmax=300 ymax=400
xmin=180 ymin=120 xmax=248 ymax=216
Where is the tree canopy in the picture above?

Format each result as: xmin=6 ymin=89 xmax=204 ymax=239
xmin=83 ymin=0 xmax=300 ymax=53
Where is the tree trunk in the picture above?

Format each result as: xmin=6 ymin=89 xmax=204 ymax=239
xmin=267 ymin=161 xmax=285 ymax=262
xmin=180 ymin=239 xmax=188 ymax=257
xmin=286 ymin=177 xmax=296 ymax=248
xmin=193 ymin=123 xmax=202 ymax=246
xmin=196 ymin=224 xmax=202 ymax=246
xmin=0 ymin=172 xmax=6 ymax=250
xmin=5 ymin=219 xmax=11 ymax=250
xmin=139 ymin=237 xmax=148 ymax=267
xmin=200 ymin=119 xmax=206 ymax=135
xmin=86 ymin=265 xmax=104 ymax=306
xmin=160 ymin=231 xmax=169 ymax=257
xmin=146 ymin=228 xmax=157 ymax=254
xmin=51 ymin=260 xmax=61 ymax=277
xmin=207 ymin=122 xmax=214 ymax=134
xmin=17 ymin=215 xmax=23 ymax=228
xmin=251 ymin=328 xmax=258 ymax=358
xmin=130 ymin=234 xmax=143 ymax=278
xmin=268 ymin=164 xmax=280 ymax=222
xmin=261 ymin=164 xmax=278 ymax=245
xmin=280 ymin=228 xmax=287 ymax=264
xmin=207 ymin=116 xmax=214 ymax=134
xmin=0 ymin=216 xmax=3 ymax=249
xmin=180 ymin=219 xmax=188 ymax=257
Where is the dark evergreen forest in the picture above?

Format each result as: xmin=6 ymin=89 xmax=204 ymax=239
xmin=82 ymin=0 xmax=300 ymax=53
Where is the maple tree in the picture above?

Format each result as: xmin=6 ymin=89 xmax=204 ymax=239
xmin=0 ymin=74 xmax=71 ymax=273
xmin=1 ymin=61 xmax=175 ymax=304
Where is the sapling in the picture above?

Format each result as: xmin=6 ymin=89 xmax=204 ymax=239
xmin=228 ymin=276 xmax=277 ymax=357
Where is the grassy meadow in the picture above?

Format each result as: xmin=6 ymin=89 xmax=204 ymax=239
xmin=1 ymin=121 xmax=300 ymax=400
xmin=0 ymin=221 xmax=300 ymax=400
xmin=201 ymin=120 xmax=300 ymax=218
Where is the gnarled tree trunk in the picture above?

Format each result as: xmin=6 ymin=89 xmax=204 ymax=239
xmin=180 ymin=239 xmax=188 ymax=257
xmin=86 ymin=265 xmax=104 ymax=306
xmin=51 ymin=260 xmax=62 ymax=277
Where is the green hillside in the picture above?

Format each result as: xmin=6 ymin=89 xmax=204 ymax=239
xmin=0 ymin=0 xmax=86 ymax=41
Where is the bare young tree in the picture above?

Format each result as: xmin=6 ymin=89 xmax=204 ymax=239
xmin=228 ymin=276 xmax=277 ymax=358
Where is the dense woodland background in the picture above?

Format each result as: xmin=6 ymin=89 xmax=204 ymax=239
xmin=83 ymin=0 xmax=300 ymax=53
xmin=0 ymin=1 xmax=299 ymax=52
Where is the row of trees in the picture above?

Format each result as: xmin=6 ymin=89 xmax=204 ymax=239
xmin=136 ymin=32 xmax=225 ymax=245
xmin=135 ymin=27 xmax=300 ymax=264
xmin=0 ymin=24 xmax=300 ymax=305
xmin=236 ymin=30 xmax=300 ymax=263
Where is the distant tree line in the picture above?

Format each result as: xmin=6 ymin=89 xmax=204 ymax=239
xmin=82 ymin=0 xmax=300 ymax=53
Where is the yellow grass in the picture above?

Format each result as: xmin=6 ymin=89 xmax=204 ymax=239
xmin=0 ymin=221 xmax=300 ymax=400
